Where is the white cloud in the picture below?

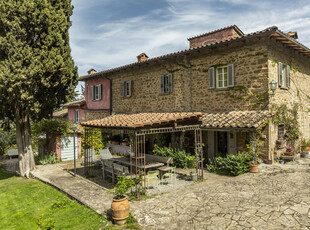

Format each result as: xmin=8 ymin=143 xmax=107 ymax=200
xmin=69 ymin=0 xmax=310 ymax=79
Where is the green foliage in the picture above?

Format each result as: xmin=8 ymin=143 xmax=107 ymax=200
xmin=112 ymin=174 xmax=141 ymax=199
xmin=154 ymin=133 xmax=170 ymax=148
xmin=0 ymin=128 xmax=16 ymax=155
xmin=50 ymin=197 xmax=73 ymax=209
xmin=36 ymin=216 xmax=55 ymax=230
xmin=300 ymin=139 xmax=310 ymax=151
xmin=271 ymin=103 xmax=299 ymax=144
xmin=206 ymin=151 xmax=254 ymax=176
xmin=0 ymin=167 xmax=107 ymax=229
xmin=34 ymin=153 xmax=57 ymax=165
xmin=32 ymin=119 xmax=71 ymax=139
xmin=153 ymin=145 xmax=196 ymax=168
xmin=81 ymin=129 xmax=106 ymax=155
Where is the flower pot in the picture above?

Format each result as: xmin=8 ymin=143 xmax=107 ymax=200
xmin=111 ymin=141 xmax=120 ymax=145
xmin=284 ymin=152 xmax=295 ymax=156
xmin=111 ymin=197 xmax=130 ymax=225
xmin=305 ymin=145 xmax=310 ymax=151
xmin=190 ymin=172 xmax=197 ymax=181
xmin=121 ymin=141 xmax=128 ymax=146
xmin=250 ymin=164 xmax=258 ymax=173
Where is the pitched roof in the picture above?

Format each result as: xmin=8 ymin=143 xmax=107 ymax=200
xmin=81 ymin=112 xmax=204 ymax=129
xmin=63 ymin=99 xmax=85 ymax=107
xmin=201 ymin=111 xmax=271 ymax=129
xmin=52 ymin=108 xmax=68 ymax=118
xmin=187 ymin=25 xmax=244 ymax=41
xmin=79 ymin=26 xmax=310 ymax=81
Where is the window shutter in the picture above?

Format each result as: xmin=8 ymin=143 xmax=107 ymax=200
xmin=160 ymin=75 xmax=165 ymax=93
xmin=91 ymin=85 xmax=94 ymax=100
xmin=168 ymin=74 xmax=173 ymax=93
xmin=127 ymin=81 xmax=132 ymax=97
xmin=98 ymin=84 xmax=102 ymax=100
xmin=120 ymin=82 xmax=124 ymax=97
xmin=227 ymin=64 xmax=234 ymax=87
xmin=278 ymin=62 xmax=283 ymax=87
xmin=286 ymin=65 xmax=290 ymax=88
xmin=208 ymin=67 xmax=215 ymax=89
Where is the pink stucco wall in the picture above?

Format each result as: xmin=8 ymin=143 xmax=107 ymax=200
xmin=85 ymin=78 xmax=110 ymax=110
xmin=56 ymin=134 xmax=61 ymax=159
xmin=56 ymin=133 xmax=82 ymax=159
xmin=68 ymin=105 xmax=85 ymax=121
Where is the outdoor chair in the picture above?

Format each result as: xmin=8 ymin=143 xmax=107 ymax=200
xmin=84 ymin=148 xmax=100 ymax=165
xmin=146 ymin=170 xmax=160 ymax=189
xmin=99 ymin=148 xmax=113 ymax=161
xmin=162 ymin=167 xmax=176 ymax=185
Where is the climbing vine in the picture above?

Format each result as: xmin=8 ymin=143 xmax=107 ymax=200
xmin=271 ymin=103 xmax=299 ymax=144
xmin=226 ymin=85 xmax=268 ymax=108
xmin=81 ymin=129 xmax=106 ymax=155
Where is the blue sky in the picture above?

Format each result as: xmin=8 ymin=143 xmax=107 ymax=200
xmin=70 ymin=0 xmax=310 ymax=92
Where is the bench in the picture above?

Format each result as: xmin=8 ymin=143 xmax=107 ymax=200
xmin=7 ymin=149 xmax=18 ymax=159
xmin=102 ymin=160 xmax=129 ymax=184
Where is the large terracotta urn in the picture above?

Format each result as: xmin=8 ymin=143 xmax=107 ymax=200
xmin=250 ymin=164 xmax=258 ymax=173
xmin=111 ymin=197 xmax=130 ymax=225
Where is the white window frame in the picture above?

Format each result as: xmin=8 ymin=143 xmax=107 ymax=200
xmin=216 ymin=66 xmax=228 ymax=89
xmin=160 ymin=74 xmax=172 ymax=94
xmin=120 ymin=81 xmax=132 ymax=97
xmin=74 ymin=109 xmax=79 ymax=123
xmin=278 ymin=62 xmax=290 ymax=88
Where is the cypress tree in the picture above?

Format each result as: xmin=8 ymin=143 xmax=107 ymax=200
xmin=0 ymin=0 xmax=78 ymax=176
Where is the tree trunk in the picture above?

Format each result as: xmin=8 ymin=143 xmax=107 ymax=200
xmin=15 ymin=108 xmax=35 ymax=177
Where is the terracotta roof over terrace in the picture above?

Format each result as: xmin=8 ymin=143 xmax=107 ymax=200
xmin=201 ymin=111 xmax=271 ymax=129
xmin=52 ymin=108 xmax=68 ymax=118
xmin=81 ymin=112 xmax=204 ymax=129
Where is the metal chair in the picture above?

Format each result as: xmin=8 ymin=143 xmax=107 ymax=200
xmin=162 ymin=167 xmax=176 ymax=184
xmin=146 ymin=170 xmax=160 ymax=189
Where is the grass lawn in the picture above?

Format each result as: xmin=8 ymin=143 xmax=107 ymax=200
xmin=0 ymin=166 xmax=107 ymax=230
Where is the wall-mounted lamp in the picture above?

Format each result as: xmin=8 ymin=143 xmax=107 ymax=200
xmin=269 ymin=80 xmax=277 ymax=95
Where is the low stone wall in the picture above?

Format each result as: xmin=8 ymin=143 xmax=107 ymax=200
xmin=0 ymin=158 xmax=19 ymax=174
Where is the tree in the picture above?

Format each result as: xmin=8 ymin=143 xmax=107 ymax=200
xmin=0 ymin=0 xmax=78 ymax=176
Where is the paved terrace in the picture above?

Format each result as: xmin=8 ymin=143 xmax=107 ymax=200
xmin=29 ymin=159 xmax=310 ymax=229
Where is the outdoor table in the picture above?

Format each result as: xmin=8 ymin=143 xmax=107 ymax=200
xmin=109 ymin=157 xmax=164 ymax=169
xmin=157 ymin=166 xmax=173 ymax=179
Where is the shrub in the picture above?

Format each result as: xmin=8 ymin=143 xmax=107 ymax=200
xmin=36 ymin=216 xmax=55 ymax=230
xmin=34 ymin=153 xmax=58 ymax=165
xmin=153 ymin=145 xmax=196 ymax=168
xmin=206 ymin=151 xmax=254 ymax=176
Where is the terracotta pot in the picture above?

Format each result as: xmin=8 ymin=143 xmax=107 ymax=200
xmin=121 ymin=141 xmax=128 ymax=146
xmin=284 ymin=152 xmax=295 ymax=156
xmin=111 ymin=141 xmax=120 ymax=145
xmin=305 ymin=145 xmax=310 ymax=151
xmin=250 ymin=164 xmax=258 ymax=173
xmin=111 ymin=197 xmax=130 ymax=225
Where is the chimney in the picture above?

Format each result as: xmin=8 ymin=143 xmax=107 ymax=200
xmin=188 ymin=25 xmax=244 ymax=49
xmin=87 ymin=68 xmax=97 ymax=75
xmin=286 ymin=31 xmax=298 ymax=39
xmin=137 ymin=53 xmax=149 ymax=62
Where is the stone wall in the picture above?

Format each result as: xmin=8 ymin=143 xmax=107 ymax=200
xmin=268 ymin=39 xmax=310 ymax=156
xmin=85 ymin=110 xmax=110 ymax=121
xmin=111 ymin=39 xmax=269 ymax=114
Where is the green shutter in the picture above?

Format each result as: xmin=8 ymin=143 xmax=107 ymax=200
xmin=227 ymin=64 xmax=234 ymax=87
xmin=286 ymin=65 xmax=290 ymax=88
xmin=127 ymin=81 xmax=132 ymax=97
xmin=278 ymin=62 xmax=283 ymax=87
xmin=98 ymin=84 xmax=102 ymax=100
xmin=160 ymin=75 xmax=165 ymax=93
xmin=209 ymin=67 xmax=215 ymax=89
xmin=91 ymin=85 xmax=94 ymax=100
xmin=168 ymin=74 xmax=173 ymax=93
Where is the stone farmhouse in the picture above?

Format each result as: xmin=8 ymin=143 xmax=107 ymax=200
xmin=57 ymin=25 xmax=310 ymax=163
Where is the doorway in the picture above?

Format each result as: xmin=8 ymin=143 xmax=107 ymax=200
xmin=217 ymin=131 xmax=228 ymax=156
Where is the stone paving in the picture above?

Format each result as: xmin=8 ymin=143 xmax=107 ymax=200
xmin=131 ymin=159 xmax=310 ymax=229
xmin=31 ymin=164 xmax=113 ymax=214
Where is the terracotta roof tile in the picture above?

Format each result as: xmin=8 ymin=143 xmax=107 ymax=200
xmin=201 ymin=111 xmax=271 ymax=129
xmin=81 ymin=112 xmax=204 ymax=129
xmin=52 ymin=109 xmax=68 ymax=118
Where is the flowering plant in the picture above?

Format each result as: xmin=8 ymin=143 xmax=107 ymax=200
xmin=286 ymin=146 xmax=294 ymax=152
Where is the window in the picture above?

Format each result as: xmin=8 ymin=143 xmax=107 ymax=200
xmin=91 ymin=84 xmax=101 ymax=101
xmin=160 ymin=74 xmax=172 ymax=93
xmin=209 ymin=64 xmax=234 ymax=89
xmin=278 ymin=62 xmax=290 ymax=88
xmin=120 ymin=81 xmax=132 ymax=97
xmin=278 ymin=124 xmax=284 ymax=139
xmin=74 ymin=109 xmax=79 ymax=123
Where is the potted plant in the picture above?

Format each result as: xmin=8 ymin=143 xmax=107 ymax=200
xmin=250 ymin=154 xmax=259 ymax=173
xmin=111 ymin=174 xmax=136 ymax=225
xmin=110 ymin=134 xmax=121 ymax=145
xmin=284 ymin=146 xmax=295 ymax=156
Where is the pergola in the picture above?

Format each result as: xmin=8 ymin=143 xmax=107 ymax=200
xmin=81 ymin=112 xmax=205 ymax=183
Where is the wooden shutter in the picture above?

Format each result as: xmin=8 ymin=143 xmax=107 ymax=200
xmin=98 ymin=84 xmax=102 ymax=100
xmin=160 ymin=75 xmax=165 ymax=93
xmin=286 ymin=65 xmax=290 ymax=88
xmin=278 ymin=62 xmax=283 ymax=87
xmin=120 ymin=82 xmax=124 ymax=97
xmin=209 ymin=67 xmax=215 ymax=89
xmin=227 ymin=64 xmax=234 ymax=87
xmin=127 ymin=81 xmax=132 ymax=97
xmin=91 ymin=85 xmax=94 ymax=100
xmin=168 ymin=74 xmax=173 ymax=93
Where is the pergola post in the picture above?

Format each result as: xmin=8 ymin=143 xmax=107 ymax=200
xmin=195 ymin=128 xmax=204 ymax=180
